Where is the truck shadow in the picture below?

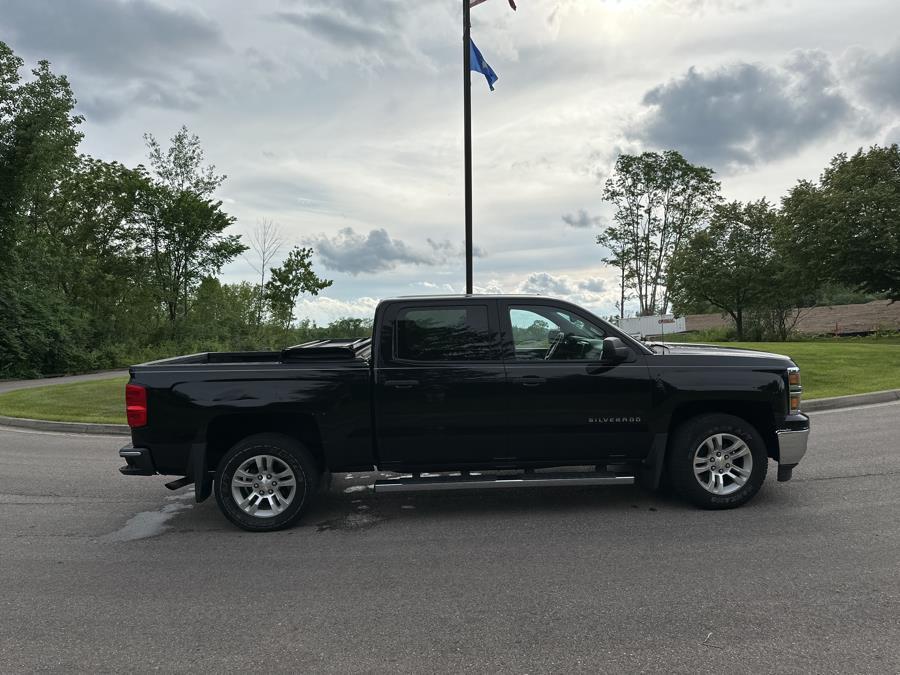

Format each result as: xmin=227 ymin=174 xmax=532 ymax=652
xmin=175 ymin=471 xmax=790 ymax=534
xmin=303 ymin=471 xmax=688 ymax=532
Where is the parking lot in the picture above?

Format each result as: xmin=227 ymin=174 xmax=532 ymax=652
xmin=1 ymin=402 xmax=899 ymax=672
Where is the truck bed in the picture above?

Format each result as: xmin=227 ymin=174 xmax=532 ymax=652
xmin=134 ymin=338 xmax=373 ymax=368
xmin=127 ymin=338 xmax=375 ymax=476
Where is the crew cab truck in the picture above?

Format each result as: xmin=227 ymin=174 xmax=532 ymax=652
xmin=120 ymin=295 xmax=810 ymax=531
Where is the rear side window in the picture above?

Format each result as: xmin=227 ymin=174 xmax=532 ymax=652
xmin=395 ymin=306 xmax=493 ymax=361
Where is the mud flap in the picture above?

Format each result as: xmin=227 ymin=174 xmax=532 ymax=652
xmin=188 ymin=442 xmax=213 ymax=503
xmin=640 ymin=433 xmax=668 ymax=490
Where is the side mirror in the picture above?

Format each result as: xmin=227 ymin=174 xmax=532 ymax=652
xmin=601 ymin=337 xmax=629 ymax=364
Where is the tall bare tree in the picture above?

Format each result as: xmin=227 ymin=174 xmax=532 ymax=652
xmin=245 ymin=219 xmax=283 ymax=324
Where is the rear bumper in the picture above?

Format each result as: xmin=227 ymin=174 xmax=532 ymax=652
xmin=118 ymin=445 xmax=156 ymax=476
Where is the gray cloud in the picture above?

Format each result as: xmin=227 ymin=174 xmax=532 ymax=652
xmin=562 ymin=209 xmax=603 ymax=228
xmin=0 ymin=0 xmax=225 ymax=121
xmin=426 ymin=238 xmax=486 ymax=261
xmin=0 ymin=0 xmax=222 ymax=76
xmin=845 ymin=43 xmax=900 ymax=110
xmin=518 ymin=272 xmax=605 ymax=297
xmin=305 ymin=227 xmax=482 ymax=275
xmin=631 ymin=51 xmax=858 ymax=169
xmin=886 ymin=126 xmax=900 ymax=146
xmin=579 ymin=277 xmax=607 ymax=293
xmin=273 ymin=0 xmax=413 ymax=62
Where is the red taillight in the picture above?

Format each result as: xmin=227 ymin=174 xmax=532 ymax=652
xmin=125 ymin=384 xmax=147 ymax=428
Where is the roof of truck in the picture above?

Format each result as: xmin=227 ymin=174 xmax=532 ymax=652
xmin=389 ymin=294 xmax=548 ymax=300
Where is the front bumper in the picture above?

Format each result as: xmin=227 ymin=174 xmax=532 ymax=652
xmin=777 ymin=428 xmax=810 ymax=465
xmin=775 ymin=416 xmax=810 ymax=481
xmin=119 ymin=445 xmax=156 ymax=476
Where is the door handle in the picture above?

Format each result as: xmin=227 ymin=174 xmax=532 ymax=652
xmin=519 ymin=376 xmax=546 ymax=387
xmin=384 ymin=379 xmax=419 ymax=389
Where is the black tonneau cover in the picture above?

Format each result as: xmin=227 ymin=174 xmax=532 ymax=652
xmin=281 ymin=338 xmax=372 ymax=362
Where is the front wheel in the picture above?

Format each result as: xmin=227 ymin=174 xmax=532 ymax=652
xmin=214 ymin=433 xmax=319 ymax=531
xmin=667 ymin=413 xmax=768 ymax=509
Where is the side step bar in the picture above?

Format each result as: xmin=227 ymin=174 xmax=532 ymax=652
xmin=374 ymin=472 xmax=634 ymax=493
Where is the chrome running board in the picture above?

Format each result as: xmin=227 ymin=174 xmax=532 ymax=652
xmin=373 ymin=471 xmax=634 ymax=493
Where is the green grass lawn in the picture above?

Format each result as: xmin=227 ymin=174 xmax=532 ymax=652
xmin=0 ymin=377 xmax=129 ymax=424
xmin=0 ymin=340 xmax=897 ymax=423
xmin=667 ymin=340 xmax=900 ymax=399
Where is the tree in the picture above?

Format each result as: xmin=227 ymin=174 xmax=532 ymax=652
xmin=136 ymin=128 xmax=246 ymax=326
xmin=44 ymin=156 xmax=150 ymax=339
xmin=599 ymin=150 xmax=720 ymax=316
xmin=245 ymin=219 xmax=283 ymax=325
xmin=782 ymin=145 xmax=900 ymax=301
xmin=137 ymin=184 xmax=246 ymax=324
xmin=595 ymin=217 xmax=630 ymax=321
xmin=265 ymin=247 xmax=333 ymax=329
xmin=0 ymin=43 xmax=86 ymax=376
xmin=669 ymin=200 xmax=779 ymax=340
xmin=144 ymin=125 xmax=224 ymax=196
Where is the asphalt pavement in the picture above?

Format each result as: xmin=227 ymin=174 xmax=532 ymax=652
xmin=1 ymin=403 xmax=898 ymax=673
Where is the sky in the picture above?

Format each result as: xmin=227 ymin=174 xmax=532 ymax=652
xmin=2 ymin=0 xmax=900 ymax=322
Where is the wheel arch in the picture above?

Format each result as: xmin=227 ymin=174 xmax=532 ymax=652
xmin=666 ymin=400 xmax=779 ymax=461
xmin=206 ymin=413 xmax=326 ymax=474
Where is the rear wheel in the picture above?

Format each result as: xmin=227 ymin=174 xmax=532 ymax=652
xmin=214 ymin=434 xmax=319 ymax=531
xmin=667 ymin=413 xmax=768 ymax=509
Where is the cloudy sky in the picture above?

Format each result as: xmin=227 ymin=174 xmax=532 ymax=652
xmin=2 ymin=0 xmax=900 ymax=322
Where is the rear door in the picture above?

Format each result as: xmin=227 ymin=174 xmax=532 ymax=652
xmin=500 ymin=301 xmax=654 ymax=463
xmin=373 ymin=300 xmax=508 ymax=468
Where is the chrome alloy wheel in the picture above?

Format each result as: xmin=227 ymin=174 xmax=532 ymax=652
xmin=230 ymin=454 xmax=297 ymax=518
xmin=692 ymin=433 xmax=753 ymax=496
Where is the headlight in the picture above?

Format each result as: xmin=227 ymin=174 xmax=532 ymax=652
xmin=787 ymin=367 xmax=802 ymax=413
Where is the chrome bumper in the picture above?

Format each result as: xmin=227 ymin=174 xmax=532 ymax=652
xmin=776 ymin=428 xmax=809 ymax=466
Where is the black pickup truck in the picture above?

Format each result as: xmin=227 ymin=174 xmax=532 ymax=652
xmin=120 ymin=295 xmax=810 ymax=531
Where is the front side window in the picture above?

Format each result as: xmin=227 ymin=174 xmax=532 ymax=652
xmin=509 ymin=305 xmax=607 ymax=360
xmin=395 ymin=306 xmax=494 ymax=361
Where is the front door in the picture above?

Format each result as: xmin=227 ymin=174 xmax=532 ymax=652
xmin=374 ymin=301 xmax=508 ymax=469
xmin=500 ymin=301 xmax=653 ymax=463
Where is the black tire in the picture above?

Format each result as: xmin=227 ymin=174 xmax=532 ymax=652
xmin=214 ymin=433 xmax=319 ymax=531
xmin=666 ymin=413 xmax=768 ymax=509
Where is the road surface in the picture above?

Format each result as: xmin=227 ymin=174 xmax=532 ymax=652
xmin=1 ymin=403 xmax=898 ymax=672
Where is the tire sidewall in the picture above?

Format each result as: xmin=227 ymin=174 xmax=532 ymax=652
xmin=214 ymin=436 xmax=316 ymax=531
xmin=669 ymin=414 xmax=768 ymax=509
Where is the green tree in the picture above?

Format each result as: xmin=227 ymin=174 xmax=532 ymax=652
xmin=137 ymin=184 xmax=246 ymax=324
xmin=599 ymin=150 xmax=720 ymax=316
xmin=669 ymin=200 xmax=779 ymax=340
xmin=0 ymin=43 xmax=86 ymax=376
xmin=265 ymin=247 xmax=333 ymax=328
xmin=782 ymin=145 xmax=900 ymax=301
xmin=44 ymin=157 xmax=151 ymax=336
xmin=136 ymin=128 xmax=245 ymax=326
xmin=144 ymin=125 xmax=224 ymax=196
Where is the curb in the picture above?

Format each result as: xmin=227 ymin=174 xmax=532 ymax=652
xmin=0 ymin=415 xmax=129 ymax=436
xmin=802 ymin=389 xmax=900 ymax=412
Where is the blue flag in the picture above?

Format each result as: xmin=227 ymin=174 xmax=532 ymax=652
xmin=470 ymin=39 xmax=498 ymax=91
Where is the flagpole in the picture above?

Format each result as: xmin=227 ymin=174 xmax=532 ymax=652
xmin=463 ymin=0 xmax=473 ymax=294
